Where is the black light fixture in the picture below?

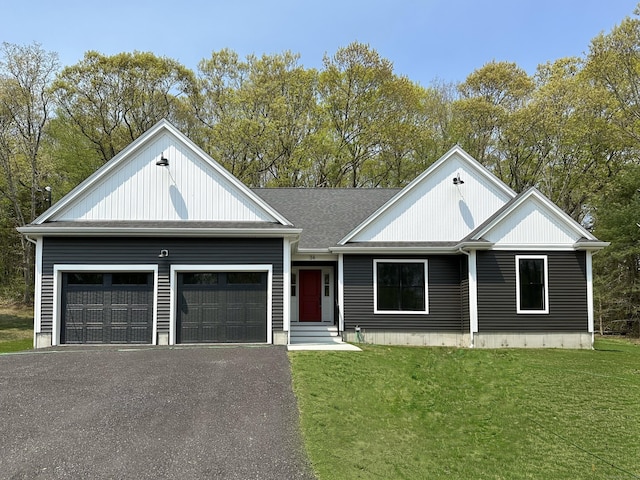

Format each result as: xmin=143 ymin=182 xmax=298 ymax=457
xmin=453 ymin=173 xmax=464 ymax=185
xmin=156 ymin=153 xmax=169 ymax=167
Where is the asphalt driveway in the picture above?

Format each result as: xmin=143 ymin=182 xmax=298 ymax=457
xmin=0 ymin=346 xmax=316 ymax=480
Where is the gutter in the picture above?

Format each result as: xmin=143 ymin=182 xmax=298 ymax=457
xmin=17 ymin=226 xmax=303 ymax=238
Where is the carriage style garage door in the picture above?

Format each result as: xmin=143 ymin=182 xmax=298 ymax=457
xmin=177 ymin=271 xmax=267 ymax=343
xmin=61 ymin=272 xmax=154 ymax=344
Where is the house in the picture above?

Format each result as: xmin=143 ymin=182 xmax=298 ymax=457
xmin=18 ymin=120 xmax=608 ymax=350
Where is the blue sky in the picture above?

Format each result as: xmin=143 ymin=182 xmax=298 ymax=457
xmin=3 ymin=0 xmax=638 ymax=86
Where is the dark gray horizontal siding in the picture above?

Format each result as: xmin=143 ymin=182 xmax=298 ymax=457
xmin=477 ymin=250 xmax=588 ymax=332
xmin=343 ymin=255 xmax=465 ymax=332
xmin=41 ymin=237 xmax=283 ymax=336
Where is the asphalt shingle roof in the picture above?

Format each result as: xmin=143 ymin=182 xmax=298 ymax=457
xmin=253 ymin=188 xmax=400 ymax=250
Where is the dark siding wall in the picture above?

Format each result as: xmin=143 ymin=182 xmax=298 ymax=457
xmin=476 ymin=250 xmax=587 ymax=331
xmin=41 ymin=237 xmax=283 ymax=335
xmin=343 ymin=254 xmax=466 ymax=331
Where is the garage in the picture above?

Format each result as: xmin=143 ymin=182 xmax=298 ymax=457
xmin=177 ymin=271 xmax=267 ymax=343
xmin=61 ymin=272 xmax=154 ymax=344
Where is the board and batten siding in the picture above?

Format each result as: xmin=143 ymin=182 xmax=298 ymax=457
xmin=40 ymin=237 xmax=284 ymax=337
xmin=476 ymin=250 xmax=587 ymax=332
xmin=343 ymin=255 xmax=467 ymax=332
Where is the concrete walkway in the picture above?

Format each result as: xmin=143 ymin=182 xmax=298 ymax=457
xmin=0 ymin=346 xmax=316 ymax=479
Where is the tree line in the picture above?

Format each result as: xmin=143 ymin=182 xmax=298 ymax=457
xmin=2 ymin=6 xmax=640 ymax=333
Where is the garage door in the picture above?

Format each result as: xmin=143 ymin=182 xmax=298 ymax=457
xmin=61 ymin=272 xmax=153 ymax=344
xmin=177 ymin=272 xmax=267 ymax=343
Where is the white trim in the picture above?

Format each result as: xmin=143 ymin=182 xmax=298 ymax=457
xmin=34 ymin=120 xmax=293 ymax=226
xmin=515 ymin=255 xmax=549 ymax=315
xmin=472 ymin=188 xmax=598 ymax=243
xmin=490 ymin=244 xmax=576 ymax=251
xmin=338 ymin=145 xmax=516 ymax=245
xmin=337 ymin=254 xmax=344 ymax=332
xmin=18 ymin=226 xmax=302 ymax=237
xmin=586 ymin=251 xmax=594 ymax=335
xmin=169 ymin=264 xmax=273 ymax=345
xmin=52 ymin=264 xmax=159 ymax=346
xmin=468 ymin=250 xmax=478 ymax=336
xmin=373 ymin=259 xmax=429 ymax=315
xmin=283 ymin=238 xmax=291 ymax=339
xmin=33 ymin=238 xmax=43 ymax=347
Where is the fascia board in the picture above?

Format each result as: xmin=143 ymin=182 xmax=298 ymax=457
xmin=330 ymin=246 xmax=461 ymax=254
xmin=337 ymin=145 xmax=516 ymax=245
xmin=471 ymin=188 xmax=597 ymax=242
xmin=17 ymin=225 xmax=302 ymax=237
xmin=35 ymin=120 xmax=293 ymax=227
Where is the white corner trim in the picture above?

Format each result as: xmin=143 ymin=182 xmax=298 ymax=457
xmin=169 ymin=264 xmax=273 ymax=345
xmin=515 ymin=255 xmax=549 ymax=315
xmin=52 ymin=264 xmax=159 ymax=347
xmin=586 ymin=251 xmax=594 ymax=334
xmin=283 ymin=238 xmax=291 ymax=335
xmin=33 ymin=238 xmax=43 ymax=347
xmin=337 ymin=254 xmax=345 ymax=332
xmin=468 ymin=250 xmax=478 ymax=335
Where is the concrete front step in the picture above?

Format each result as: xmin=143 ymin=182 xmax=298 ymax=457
xmin=289 ymin=323 xmax=343 ymax=345
xmin=289 ymin=335 xmax=344 ymax=344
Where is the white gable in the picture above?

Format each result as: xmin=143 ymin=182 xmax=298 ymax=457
xmin=478 ymin=192 xmax=593 ymax=247
xmin=346 ymin=148 xmax=515 ymax=243
xmin=45 ymin=122 xmax=286 ymax=224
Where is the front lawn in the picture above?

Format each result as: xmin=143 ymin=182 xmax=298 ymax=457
xmin=0 ymin=306 xmax=33 ymax=353
xmin=290 ymin=339 xmax=640 ymax=479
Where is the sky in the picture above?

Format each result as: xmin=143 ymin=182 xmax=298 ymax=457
xmin=2 ymin=0 xmax=638 ymax=86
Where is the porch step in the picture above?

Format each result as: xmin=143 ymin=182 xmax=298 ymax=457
xmin=289 ymin=324 xmax=343 ymax=345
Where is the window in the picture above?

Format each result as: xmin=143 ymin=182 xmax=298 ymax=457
xmin=182 ymin=273 xmax=218 ymax=285
xmin=291 ymin=273 xmax=297 ymax=296
xmin=324 ymin=273 xmax=330 ymax=297
xmin=67 ymin=273 xmax=103 ymax=285
xmin=516 ymin=255 xmax=548 ymax=314
xmin=227 ymin=272 xmax=262 ymax=284
xmin=112 ymin=272 xmax=149 ymax=285
xmin=374 ymin=260 xmax=428 ymax=314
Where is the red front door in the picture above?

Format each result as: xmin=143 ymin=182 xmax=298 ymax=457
xmin=299 ymin=270 xmax=322 ymax=322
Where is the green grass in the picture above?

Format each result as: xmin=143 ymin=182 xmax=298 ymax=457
xmin=290 ymin=339 xmax=640 ymax=479
xmin=0 ymin=306 xmax=33 ymax=353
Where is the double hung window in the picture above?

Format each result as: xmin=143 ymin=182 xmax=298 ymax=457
xmin=516 ymin=255 xmax=548 ymax=314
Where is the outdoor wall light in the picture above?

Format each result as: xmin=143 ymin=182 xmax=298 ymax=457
xmin=453 ymin=174 xmax=464 ymax=185
xmin=158 ymin=249 xmax=169 ymax=258
xmin=156 ymin=153 xmax=169 ymax=167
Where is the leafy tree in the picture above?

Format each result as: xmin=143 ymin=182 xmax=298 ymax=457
xmin=592 ymin=164 xmax=640 ymax=335
xmin=452 ymin=61 xmax=535 ymax=180
xmin=0 ymin=42 xmax=58 ymax=302
xmin=587 ymin=6 xmax=640 ymax=143
xmin=192 ymin=50 xmax=320 ymax=186
xmin=53 ymin=51 xmax=197 ymax=162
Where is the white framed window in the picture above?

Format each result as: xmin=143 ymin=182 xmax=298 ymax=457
xmin=373 ymin=259 xmax=428 ymax=314
xmin=516 ymin=255 xmax=549 ymax=314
